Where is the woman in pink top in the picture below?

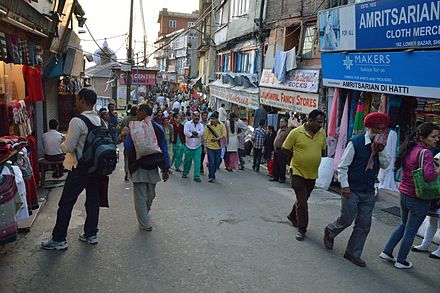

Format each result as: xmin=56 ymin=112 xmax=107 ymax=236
xmin=380 ymin=123 xmax=440 ymax=269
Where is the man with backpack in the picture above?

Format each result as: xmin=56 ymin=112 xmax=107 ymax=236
xmin=125 ymin=104 xmax=170 ymax=231
xmin=42 ymin=88 xmax=117 ymax=250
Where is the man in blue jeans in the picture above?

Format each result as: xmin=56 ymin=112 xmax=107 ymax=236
xmin=204 ymin=112 xmax=225 ymax=183
xmin=323 ymin=112 xmax=391 ymax=267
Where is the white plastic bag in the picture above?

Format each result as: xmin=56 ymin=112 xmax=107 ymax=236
xmin=316 ymin=157 xmax=334 ymax=190
xmin=130 ymin=117 xmax=162 ymax=160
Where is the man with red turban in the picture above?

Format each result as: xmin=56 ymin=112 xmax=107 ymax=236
xmin=323 ymin=112 xmax=391 ymax=267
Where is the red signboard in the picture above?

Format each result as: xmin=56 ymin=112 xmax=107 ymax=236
xmin=119 ymin=70 xmax=156 ymax=85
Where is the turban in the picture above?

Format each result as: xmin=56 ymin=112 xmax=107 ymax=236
xmin=364 ymin=112 xmax=390 ymax=128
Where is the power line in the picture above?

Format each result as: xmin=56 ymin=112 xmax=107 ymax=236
xmin=80 ymin=33 xmax=128 ymax=42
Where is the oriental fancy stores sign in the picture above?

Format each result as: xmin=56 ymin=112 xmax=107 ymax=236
xmin=119 ymin=71 xmax=156 ymax=86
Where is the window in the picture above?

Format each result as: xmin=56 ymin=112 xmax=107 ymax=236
xmin=302 ymin=25 xmax=318 ymax=59
xmin=230 ymin=0 xmax=249 ymax=18
xmin=233 ymin=50 xmax=258 ymax=73
xmin=218 ymin=54 xmax=231 ymax=72
xmin=169 ymin=20 xmax=176 ymax=28
xmin=187 ymin=22 xmax=194 ymax=28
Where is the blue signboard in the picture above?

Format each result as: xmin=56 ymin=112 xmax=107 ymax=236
xmin=321 ymin=51 xmax=440 ymax=99
xmin=319 ymin=0 xmax=440 ymax=51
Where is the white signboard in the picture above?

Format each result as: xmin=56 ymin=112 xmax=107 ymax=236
xmin=210 ymin=86 xmax=259 ymax=109
xmin=259 ymin=69 xmax=320 ymax=93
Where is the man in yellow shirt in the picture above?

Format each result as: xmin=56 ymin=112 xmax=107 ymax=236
xmin=282 ymin=109 xmax=327 ymax=241
xmin=204 ymin=111 xmax=225 ymax=183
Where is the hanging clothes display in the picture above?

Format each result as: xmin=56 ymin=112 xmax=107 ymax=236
xmin=327 ymin=88 xmax=339 ymax=138
xmin=0 ymin=174 xmax=20 ymax=245
xmin=352 ymin=94 xmax=366 ymax=135
xmin=378 ymin=130 xmax=399 ymax=192
xmin=333 ymin=96 xmax=350 ymax=171
xmin=1 ymin=164 xmax=28 ymax=222
xmin=22 ymin=66 xmax=44 ymax=102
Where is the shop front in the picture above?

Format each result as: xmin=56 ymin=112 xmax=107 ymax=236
xmin=259 ymin=69 xmax=320 ymax=128
xmin=117 ymin=69 xmax=157 ymax=106
xmin=209 ymin=79 xmax=259 ymax=124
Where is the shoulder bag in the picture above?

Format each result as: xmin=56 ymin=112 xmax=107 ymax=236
xmin=412 ymin=149 xmax=440 ymax=200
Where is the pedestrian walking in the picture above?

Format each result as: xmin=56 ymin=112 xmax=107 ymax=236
xmin=219 ymin=103 xmax=227 ymax=123
xmin=270 ymin=118 xmax=290 ymax=183
xmin=224 ymin=113 xmax=240 ymax=172
xmin=283 ymin=110 xmax=326 ymax=241
xmin=172 ymin=115 xmax=185 ymax=172
xmin=108 ymin=102 xmax=119 ymax=144
xmin=252 ymin=119 xmax=266 ymax=172
xmin=412 ymin=206 xmax=440 ymax=259
xmin=42 ymin=88 xmax=116 ymax=250
xmin=237 ymin=128 xmax=246 ymax=170
xmin=121 ymin=106 xmax=138 ymax=181
xmin=200 ymin=111 xmax=209 ymax=174
xmin=125 ymin=104 xmax=170 ymax=231
xmin=162 ymin=117 xmax=174 ymax=172
xmin=263 ymin=125 xmax=276 ymax=177
xmin=204 ymin=112 xmax=225 ymax=183
xmin=182 ymin=111 xmax=204 ymax=182
xmin=324 ymin=112 xmax=391 ymax=267
xmin=380 ymin=122 xmax=440 ymax=269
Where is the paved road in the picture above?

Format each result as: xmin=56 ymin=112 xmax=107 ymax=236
xmin=1 ymin=158 xmax=439 ymax=292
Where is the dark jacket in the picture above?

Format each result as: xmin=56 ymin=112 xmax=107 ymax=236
xmin=263 ymin=131 xmax=277 ymax=160
xmin=172 ymin=123 xmax=185 ymax=144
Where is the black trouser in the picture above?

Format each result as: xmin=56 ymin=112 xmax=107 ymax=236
xmin=272 ymin=148 xmax=287 ymax=181
xmin=52 ymin=168 xmax=100 ymax=241
xmin=200 ymin=144 xmax=206 ymax=172
xmin=252 ymin=148 xmax=263 ymax=171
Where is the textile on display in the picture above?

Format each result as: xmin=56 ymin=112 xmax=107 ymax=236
xmin=22 ymin=66 xmax=44 ymax=102
xmin=0 ymin=174 xmax=20 ymax=245
xmin=272 ymin=51 xmax=288 ymax=82
xmin=333 ymin=96 xmax=350 ymax=171
xmin=378 ymin=130 xmax=398 ymax=192
xmin=327 ymin=88 xmax=339 ymax=137
xmin=1 ymin=164 xmax=29 ymax=222
xmin=353 ymin=94 xmax=366 ymax=135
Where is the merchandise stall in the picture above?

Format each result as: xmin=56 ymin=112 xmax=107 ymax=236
xmin=0 ymin=29 xmax=46 ymax=244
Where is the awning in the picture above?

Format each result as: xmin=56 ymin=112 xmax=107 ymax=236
xmin=209 ymin=79 xmax=259 ymax=109
xmin=189 ymin=76 xmax=202 ymax=86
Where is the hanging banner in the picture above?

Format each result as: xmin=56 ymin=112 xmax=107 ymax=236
xmin=259 ymin=69 xmax=320 ymax=93
xmin=260 ymin=87 xmax=319 ymax=114
xmin=318 ymin=0 xmax=440 ymax=52
xmin=321 ymin=51 xmax=440 ymax=99
xmin=210 ymin=86 xmax=259 ymax=109
xmin=117 ymin=85 xmax=127 ymax=109
xmin=119 ymin=70 xmax=156 ymax=85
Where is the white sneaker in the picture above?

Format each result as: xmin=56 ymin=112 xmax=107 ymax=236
xmin=41 ymin=239 xmax=68 ymax=250
xmin=79 ymin=233 xmax=98 ymax=245
xmin=379 ymin=252 xmax=396 ymax=262
xmin=394 ymin=261 xmax=413 ymax=269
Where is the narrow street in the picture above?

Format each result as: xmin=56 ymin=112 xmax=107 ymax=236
xmin=1 ymin=159 xmax=439 ymax=293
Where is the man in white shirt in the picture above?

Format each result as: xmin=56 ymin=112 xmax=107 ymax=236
xmin=42 ymin=119 xmax=65 ymax=178
xmin=42 ymin=88 xmax=104 ymax=251
xmin=218 ymin=103 xmax=227 ymax=123
xmin=172 ymin=99 xmax=181 ymax=113
xmin=182 ymin=111 xmax=204 ymax=182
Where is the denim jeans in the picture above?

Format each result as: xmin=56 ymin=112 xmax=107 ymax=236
xmin=52 ymin=168 xmax=100 ymax=242
xmin=383 ymin=194 xmax=430 ymax=263
xmin=207 ymin=148 xmax=222 ymax=180
xmin=252 ymin=148 xmax=263 ymax=171
xmin=238 ymin=149 xmax=245 ymax=168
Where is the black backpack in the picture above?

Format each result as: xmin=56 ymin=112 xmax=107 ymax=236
xmin=76 ymin=115 xmax=117 ymax=176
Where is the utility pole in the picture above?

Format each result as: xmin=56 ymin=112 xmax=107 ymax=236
xmin=139 ymin=0 xmax=148 ymax=65
xmin=257 ymin=0 xmax=266 ymax=107
xmin=126 ymin=0 xmax=134 ymax=105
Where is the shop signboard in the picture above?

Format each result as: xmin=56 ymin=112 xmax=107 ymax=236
xmin=321 ymin=51 xmax=440 ymax=99
xmin=169 ymin=73 xmax=177 ymax=83
xmin=260 ymin=87 xmax=319 ymax=114
xmin=117 ymin=85 xmax=127 ymax=109
xmin=318 ymin=0 xmax=440 ymax=52
xmin=210 ymin=86 xmax=259 ymax=109
xmin=119 ymin=70 xmax=156 ymax=85
xmin=259 ymin=69 xmax=320 ymax=93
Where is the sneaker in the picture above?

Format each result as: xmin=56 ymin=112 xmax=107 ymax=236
xmin=379 ymin=251 xmax=396 ymax=262
xmin=175 ymin=168 xmax=182 ymax=172
xmin=140 ymin=225 xmax=153 ymax=232
xmin=208 ymin=178 xmax=214 ymax=183
xmin=182 ymin=174 xmax=188 ymax=179
xmin=323 ymin=227 xmax=334 ymax=250
xmin=394 ymin=261 xmax=413 ymax=269
xmin=79 ymin=233 xmax=98 ymax=245
xmin=411 ymin=246 xmax=428 ymax=253
xmin=41 ymin=239 xmax=68 ymax=250
xmin=296 ymin=232 xmax=305 ymax=241
xmin=194 ymin=178 xmax=201 ymax=183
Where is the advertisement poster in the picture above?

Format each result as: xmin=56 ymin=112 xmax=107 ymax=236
xmin=119 ymin=70 xmax=156 ymax=85
xmin=321 ymin=51 xmax=440 ymax=99
xmin=259 ymin=69 xmax=320 ymax=93
xmin=260 ymin=87 xmax=319 ymax=114
xmin=117 ymin=85 xmax=127 ymax=109
xmin=319 ymin=0 xmax=440 ymax=51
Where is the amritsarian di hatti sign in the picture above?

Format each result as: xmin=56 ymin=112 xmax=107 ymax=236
xmin=321 ymin=51 xmax=440 ymax=99
xmin=318 ymin=0 xmax=440 ymax=51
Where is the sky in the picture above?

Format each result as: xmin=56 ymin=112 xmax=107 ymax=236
xmin=79 ymin=0 xmax=199 ymax=66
